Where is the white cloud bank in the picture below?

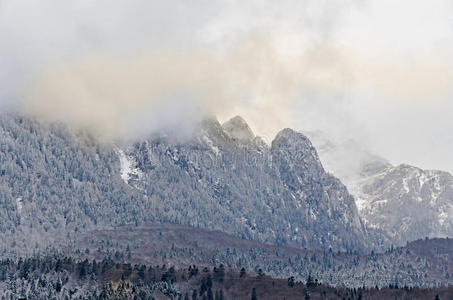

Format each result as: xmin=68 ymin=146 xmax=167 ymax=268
xmin=1 ymin=0 xmax=453 ymax=172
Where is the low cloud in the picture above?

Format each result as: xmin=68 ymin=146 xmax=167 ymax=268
xmin=2 ymin=0 xmax=453 ymax=172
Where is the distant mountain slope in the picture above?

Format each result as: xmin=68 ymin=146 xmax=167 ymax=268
xmin=307 ymin=131 xmax=453 ymax=246
xmin=357 ymin=164 xmax=453 ymax=245
xmin=0 ymin=113 xmax=370 ymax=255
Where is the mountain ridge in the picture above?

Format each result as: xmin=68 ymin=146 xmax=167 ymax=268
xmin=0 ymin=113 xmax=373 ymax=257
xmin=306 ymin=130 xmax=453 ymax=246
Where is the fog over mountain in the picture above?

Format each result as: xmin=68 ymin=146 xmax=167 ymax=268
xmin=1 ymin=2 xmax=453 ymax=297
xmin=1 ymin=0 xmax=453 ymax=173
xmin=307 ymin=131 xmax=453 ymax=246
xmin=0 ymin=113 xmax=375 ymax=256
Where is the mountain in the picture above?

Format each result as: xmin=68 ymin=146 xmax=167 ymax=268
xmin=2 ymin=113 xmax=453 ymax=294
xmin=221 ymin=115 xmax=255 ymax=143
xmin=356 ymin=164 xmax=453 ymax=245
xmin=109 ymin=116 xmax=370 ymax=251
xmin=306 ymin=131 xmax=453 ymax=246
xmin=0 ymin=113 xmax=369 ymax=256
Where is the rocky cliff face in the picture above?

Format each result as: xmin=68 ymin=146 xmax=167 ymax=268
xmin=118 ymin=116 xmax=370 ymax=251
xmin=0 ymin=113 xmax=370 ymax=255
xmin=356 ymin=164 xmax=453 ymax=245
xmin=307 ymin=131 xmax=453 ymax=246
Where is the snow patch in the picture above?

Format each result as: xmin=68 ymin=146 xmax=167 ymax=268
xmin=374 ymin=199 xmax=388 ymax=206
xmin=16 ymin=197 xmax=23 ymax=214
xmin=355 ymin=197 xmax=366 ymax=211
xmin=118 ymin=149 xmax=133 ymax=182
xmin=201 ymin=134 xmax=220 ymax=156
xmin=438 ymin=205 xmax=452 ymax=226
xmin=117 ymin=148 xmax=143 ymax=185
xmin=310 ymin=209 xmax=317 ymax=220
xmin=439 ymin=211 xmax=448 ymax=226
xmin=347 ymin=181 xmax=369 ymax=212
xmin=402 ymin=177 xmax=410 ymax=194
xmin=430 ymin=174 xmax=442 ymax=205
xmin=418 ymin=172 xmax=429 ymax=188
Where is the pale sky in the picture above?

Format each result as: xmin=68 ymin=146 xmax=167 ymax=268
xmin=1 ymin=0 xmax=453 ymax=172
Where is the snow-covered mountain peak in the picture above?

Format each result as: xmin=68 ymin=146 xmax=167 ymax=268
xmin=274 ymin=128 xmax=311 ymax=144
xmin=273 ymin=128 xmax=323 ymax=168
xmin=304 ymin=130 xmax=453 ymax=247
xmin=222 ymin=115 xmax=255 ymax=142
xmin=357 ymin=163 xmax=453 ymax=243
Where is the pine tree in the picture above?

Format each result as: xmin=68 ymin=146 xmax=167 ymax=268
xmin=214 ymin=264 xmax=225 ymax=282
xmin=207 ymin=288 xmax=214 ymax=300
xmin=240 ymin=268 xmax=246 ymax=278
xmin=92 ymin=260 xmax=98 ymax=276
xmin=287 ymin=276 xmax=295 ymax=287
xmin=207 ymin=275 xmax=213 ymax=289
xmin=79 ymin=260 xmax=87 ymax=279
xmin=251 ymin=288 xmax=257 ymax=300
xmin=306 ymin=275 xmax=315 ymax=288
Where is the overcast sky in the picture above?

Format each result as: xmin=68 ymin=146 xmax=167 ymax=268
xmin=1 ymin=0 xmax=453 ymax=172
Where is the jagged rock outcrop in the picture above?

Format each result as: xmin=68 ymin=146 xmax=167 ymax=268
xmin=118 ymin=116 xmax=370 ymax=251
xmin=222 ymin=115 xmax=255 ymax=143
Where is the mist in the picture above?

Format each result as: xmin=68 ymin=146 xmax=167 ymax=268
xmin=1 ymin=0 xmax=453 ymax=173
